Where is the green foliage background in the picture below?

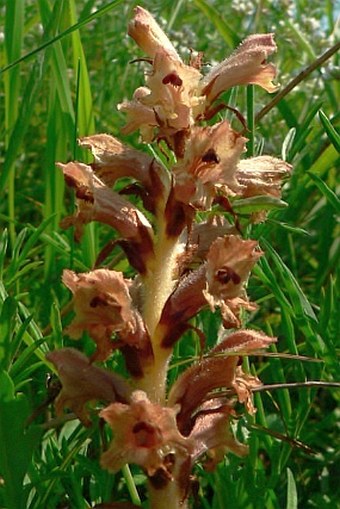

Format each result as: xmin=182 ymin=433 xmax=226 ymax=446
xmin=0 ymin=1 xmax=339 ymax=508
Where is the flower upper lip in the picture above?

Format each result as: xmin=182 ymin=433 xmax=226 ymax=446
xmin=200 ymin=33 xmax=279 ymax=102
xmin=128 ymin=6 xmax=181 ymax=61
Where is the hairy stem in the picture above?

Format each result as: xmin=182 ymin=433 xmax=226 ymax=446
xmin=141 ymin=217 xmax=184 ymax=403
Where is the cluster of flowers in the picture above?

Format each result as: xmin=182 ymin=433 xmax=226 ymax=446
xmin=47 ymin=7 xmax=291 ymax=508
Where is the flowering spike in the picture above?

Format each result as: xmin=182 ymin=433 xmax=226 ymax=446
xmin=48 ymin=7 xmax=291 ymax=508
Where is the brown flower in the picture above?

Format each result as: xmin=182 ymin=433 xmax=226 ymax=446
xmin=59 ymin=161 xmax=152 ymax=240
xmin=79 ymin=134 xmax=168 ymax=199
xmin=59 ymin=161 xmax=154 ymax=272
xmin=171 ymin=124 xmax=291 ymax=213
xmin=158 ymin=234 xmax=261 ymax=346
xmin=63 ymin=269 xmax=151 ymax=362
xmin=46 ymin=348 xmax=132 ymax=425
xmin=100 ymin=390 xmax=189 ymax=478
xmin=119 ymin=49 xmax=203 ymax=149
xmin=203 ymin=235 xmax=262 ymax=324
xmin=172 ymin=121 xmax=247 ymax=209
xmin=121 ymin=8 xmax=278 ymax=149
xmin=168 ymin=329 xmax=276 ymax=431
xmin=98 ymin=334 xmax=271 ymax=499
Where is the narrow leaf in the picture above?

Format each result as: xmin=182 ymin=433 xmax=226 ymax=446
xmin=307 ymin=172 xmax=340 ymax=213
xmin=0 ymin=297 xmax=17 ymax=370
xmin=286 ymin=468 xmax=298 ymax=509
xmin=319 ymin=109 xmax=340 ymax=153
xmin=0 ymin=385 xmax=42 ymax=509
xmin=233 ymin=195 xmax=288 ymax=213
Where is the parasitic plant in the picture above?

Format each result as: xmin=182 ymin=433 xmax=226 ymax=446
xmin=47 ymin=7 xmax=291 ymax=508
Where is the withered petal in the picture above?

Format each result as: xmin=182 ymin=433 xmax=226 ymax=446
xmin=233 ymin=366 xmax=263 ymax=415
xmin=236 ymin=155 xmax=292 ymax=198
xmin=219 ymin=295 xmax=257 ymax=329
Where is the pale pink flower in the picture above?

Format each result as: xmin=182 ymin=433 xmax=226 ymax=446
xmin=62 ymin=269 xmax=151 ymax=363
xmin=201 ymin=33 xmax=279 ymax=103
xmin=100 ymin=391 xmax=189 ymax=478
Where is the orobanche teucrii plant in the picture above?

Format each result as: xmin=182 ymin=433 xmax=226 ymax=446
xmin=47 ymin=6 xmax=291 ymax=509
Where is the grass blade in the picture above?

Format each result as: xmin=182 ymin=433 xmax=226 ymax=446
xmin=192 ymin=0 xmax=240 ymax=47
xmin=318 ymin=109 xmax=340 ymax=153
xmin=286 ymin=468 xmax=298 ymax=509
xmin=307 ymin=172 xmax=340 ymax=213
xmin=0 ymin=0 xmax=125 ymax=75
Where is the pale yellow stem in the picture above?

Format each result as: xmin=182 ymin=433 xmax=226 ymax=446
xmin=141 ymin=217 xmax=184 ymax=403
xmin=143 ymin=233 xmax=181 ymax=337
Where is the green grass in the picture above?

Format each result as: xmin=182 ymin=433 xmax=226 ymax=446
xmin=0 ymin=1 xmax=339 ymax=508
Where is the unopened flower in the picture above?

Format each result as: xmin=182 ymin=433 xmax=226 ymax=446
xmin=128 ymin=6 xmax=180 ymax=61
